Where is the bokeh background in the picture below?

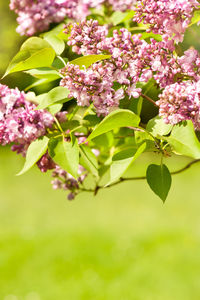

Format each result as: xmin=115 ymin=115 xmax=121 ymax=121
xmin=1 ymin=2 xmax=200 ymax=300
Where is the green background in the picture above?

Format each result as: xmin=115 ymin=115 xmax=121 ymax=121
xmin=1 ymin=2 xmax=200 ymax=299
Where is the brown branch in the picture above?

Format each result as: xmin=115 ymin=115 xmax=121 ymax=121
xmin=141 ymin=93 xmax=158 ymax=107
xmin=80 ymin=159 xmax=200 ymax=194
xmin=171 ymin=159 xmax=200 ymax=175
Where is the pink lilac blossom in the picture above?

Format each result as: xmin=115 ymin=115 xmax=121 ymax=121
xmin=177 ymin=48 xmax=200 ymax=81
xmin=63 ymin=20 xmax=200 ymax=119
xmin=37 ymin=134 xmax=90 ymax=198
xmin=51 ymin=165 xmax=87 ymax=200
xmin=108 ymin=0 xmax=136 ymax=11
xmin=61 ymin=20 xmax=182 ymax=114
xmin=0 ymin=84 xmax=89 ymax=199
xmin=0 ymin=84 xmax=54 ymax=153
xmin=10 ymin=0 xmax=90 ymax=36
xmin=133 ymin=0 xmax=199 ymax=43
xmin=157 ymin=81 xmax=200 ymax=129
xmin=156 ymin=49 xmax=200 ymax=128
xmin=60 ymin=61 xmax=128 ymax=115
xmin=10 ymin=0 xmax=136 ymax=36
xmin=67 ymin=19 xmax=108 ymax=55
xmin=37 ymin=152 xmax=56 ymax=173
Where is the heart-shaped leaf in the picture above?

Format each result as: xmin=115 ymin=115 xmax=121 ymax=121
xmin=146 ymin=164 xmax=172 ymax=202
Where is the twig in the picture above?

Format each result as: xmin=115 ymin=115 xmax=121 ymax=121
xmin=171 ymin=159 xmax=200 ymax=175
xmin=80 ymin=159 xmax=200 ymax=194
xmin=141 ymin=93 xmax=157 ymax=107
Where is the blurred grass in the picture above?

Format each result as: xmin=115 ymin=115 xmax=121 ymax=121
xmin=1 ymin=2 xmax=200 ymax=299
xmin=1 ymin=147 xmax=200 ymax=300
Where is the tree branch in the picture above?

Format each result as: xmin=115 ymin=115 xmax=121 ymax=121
xmin=141 ymin=93 xmax=158 ymax=107
xmin=80 ymin=159 xmax=200 ymax=194
xmin=171 ymin=159 xmax=200 ymax=175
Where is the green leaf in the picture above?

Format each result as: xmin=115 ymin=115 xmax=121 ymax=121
xmin=17 ymin=136 xmax=49 ymax=176
xmin=62 ymin=120 xmax=80 ymax=132
xmin=52 ymin=56 xmax=68 ymax=69
xmin=83 ymin=115 xmax=101 ymax=127
xmin=146 ymin=116 xmax=173 ymax=137
xmin=168 ymin=121 xmax=200 ymax=159
xmin=79 ymin=144 xmax=99 ymax=178
xmin=4 ymin=49 xmax=55 ymax=77
xmin=25 ymin=68 xmax=61 ymax=80
xmin=48 ymin=103 xmax=63 ymax=115
xmin=135 ymin=131 xmax=150 ymax=144
xmin=134 ymin=131 xmax=156 ymax=152
xmin=189 ymin=10 xmax=200 ymax=27
xmin=110 ymin=10 xmax=135 ymax=26
xmin=57 ymin=29 xmax=70 ymax=42
xmin=25 ymin=78 xmax=56 ymax=91
xmin=34 ymin=93 xmax=47 ymax=104
xmin=146 ymin=164 xmax=172 ymax=202
xmin=88 ymin=109 xmax=140 ymax=140
xmin=70 ymin=54 xmax=111 ymax=68
xmin=91 ymin=132 xmax=114 ymax=149
xmin=25 ymin=68 xmax=61 ymax=90
xmin=106 ymin=143 xmax=146 ymax=186
xmin=3 ymin=37 xmax=55 ymax=77
xmin=37 ymin=86 xmax=70 ymax=109
xmin=46 ymin=23 xmax=66 ymax=35
xmin=48 ymin=135 xmax=79 ymax=179
xmin=129 ymin=96 xmax=143 ymax=115
xmin=43 ymin=33 xmax=65 ymax=55
xmin=140 ymin=32 xmax=162 ymax=41
xmin=21 ymin=37 xmax=52 ymax=52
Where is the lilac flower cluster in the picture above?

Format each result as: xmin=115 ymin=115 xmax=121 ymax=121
xmin=9 ymin=0 xmax=89 ymax=36
xmin=10 ymin=0 xmax=136 ymax=36
xmin=133 ymin=0 xmax=199 ymax=43
xmin=0 ymin=84 xmax=89 ymax=199
xmin=60 ymin=20 xmax=182 ymax=114
xmin=107 ymin=0 xmax=136 ymax=11
xmin=67 ymin=19 xmax=108 ymax=55
xmin=51 ymin=165 xmax=87 ymax=200
xmin=157 ymin=81 xmax=200 ymax=129
xmin=156 ymin=48 xmax=200 ymax=128
xmin=0 ymin=84 xmax=54 ymax=154
xmin=60 ymin=61 xmax=126 ymax=116
xmin=62 ymin=19 xmax=200 ymax=126
xmin=177 ymin=48 xmax=200 ymax=81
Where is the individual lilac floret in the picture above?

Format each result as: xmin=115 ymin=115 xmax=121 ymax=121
xmin=157 ymin=81 xmax=200 ymax=129
xmin=0 ymin=84 xmax=54 ymax=154
xmin=133 ymin=0 xmax=199 ymax=43
xmin=37 ymin=152 xmax=56 ymax=173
